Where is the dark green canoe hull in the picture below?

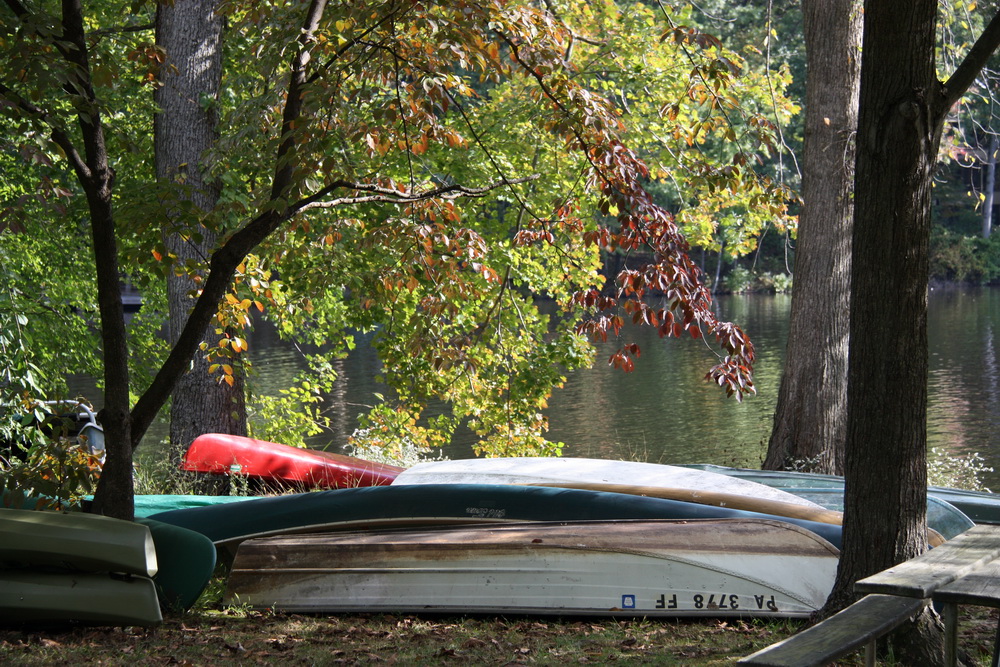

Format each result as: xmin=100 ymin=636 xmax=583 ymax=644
xmin=149 ymin=483 xmax=845 ymax=550
xmin=0 ymin=570 xmax=162 ymax=627
xmin=681 ymin=464 xmax=995 ymax=526
xmin=137 ymin=518 xmax=216 ymax=612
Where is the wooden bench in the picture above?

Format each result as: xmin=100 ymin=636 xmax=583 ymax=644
xmin=737 ymin=594 xmax=926 ymax=667
xmin=742 ymin=525 xmax=1000 ymax=666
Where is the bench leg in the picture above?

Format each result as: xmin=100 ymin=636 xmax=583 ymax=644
xmin=865 ymin=640 xmax=875 ymax=667
xmin=943 ymin=603 xmax=958 ymax=667
xmin=992 ymin=615 xmax=1000 ymax=667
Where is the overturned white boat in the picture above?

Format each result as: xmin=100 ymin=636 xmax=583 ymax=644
xmin=224 ymin=518 xmax=838 ymax=618
xmin=391 ymin=457 xmax=825 ymax=510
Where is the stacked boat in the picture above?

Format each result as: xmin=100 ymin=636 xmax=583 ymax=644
xmin=0 ymin=508 xmax=216 ymax=627
xmin=14 ymin=432 xmax=985 ymax=624
xmin=143 ymin=435 xmax=966 ymax=619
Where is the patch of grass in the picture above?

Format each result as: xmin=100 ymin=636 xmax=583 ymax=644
xmin=5 ymin=601 xmax=996 ymax=665
xmin=0 ymin=610 xmax=813 ymax=666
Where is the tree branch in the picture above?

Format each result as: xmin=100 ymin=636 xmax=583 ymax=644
xmin=295 ymin=175 xmax=540 ymax=212
xmin=0 ymin=83 xmax=92 ymax=181
xmin=941 ymin=10 xmax=1000 ymax=113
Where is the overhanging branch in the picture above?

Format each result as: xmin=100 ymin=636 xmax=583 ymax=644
xmin=941 ymin=10 xmax=1000 ymax=114
xmin=295 ymin=175 xmax=539 ymax=212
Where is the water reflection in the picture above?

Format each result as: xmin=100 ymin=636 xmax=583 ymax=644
xmin=545 ymin=294 xmax=791 ymax=467
xmin=71 ymin=289 xmax=1000 ymax=488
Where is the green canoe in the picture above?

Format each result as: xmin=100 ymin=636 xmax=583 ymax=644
xmin=680 ymin=464 xmax=1000 ymax=526
xmin=137 ymin=518 xmax=217 ymax=611
xmin=0 ymin=569 xmax=162 ymax=627
xmin=0 ymin=508 xmax=156 ymax=576
xmin=0 ymin=509 xmax=215 ymax=615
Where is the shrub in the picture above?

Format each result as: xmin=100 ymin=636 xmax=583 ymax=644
xmin=929 ymin=227 xmax=1000 ymax=284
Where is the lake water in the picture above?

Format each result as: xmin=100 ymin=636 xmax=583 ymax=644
xmin=242 ymin=288 xmax=1000 ymax=488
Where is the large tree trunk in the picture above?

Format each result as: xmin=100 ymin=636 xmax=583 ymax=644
xmin=835 ymin=0 xmax=939 ymax=607
xmin=827 ymin=1 xmax=1000 ymax=661
xmin=155 ymin=0 xmax=246 ymax=466
xmin=765 ymin=0 xmax=861 ymax=475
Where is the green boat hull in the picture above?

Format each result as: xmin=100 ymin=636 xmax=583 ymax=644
xmin=681 ymin=464 xmax=996 ymax=526
xmin=149 ymin=484 xmax=845 ymax=550
xmin=0 ymin=508 xmax=156 ymax=576
xmin=0 ymin=570 xmax=162 ymax=627
xmin=137 ymin=518 xmax=216 ymax=611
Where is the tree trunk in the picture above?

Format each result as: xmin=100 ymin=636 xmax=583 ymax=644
xmin=835 ymin=0 xmax=940 ymax=604
xmin=984 ymin=133 xmax=997 ymax=240
xmin=765 ymin=0 xmax=861 ymax=475
xmin=51 ymin=0 xmax=135 ymax=520
xmin=155 ymin=0 xmax=246 ymax=467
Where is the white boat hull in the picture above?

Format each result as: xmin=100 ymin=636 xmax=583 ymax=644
xmin=391 ymin=457 xmax=824 ymax=509
xmin=225 ymin=518 xmax=838 ymax=618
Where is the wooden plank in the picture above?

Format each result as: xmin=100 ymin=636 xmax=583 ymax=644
xmin=855 ymin=524 xmax=1000 ymax=598
xmin=738 ymin=594 xmax=926 ymax=667
xmin=933 ymin=559 xmax=1000 ymax=607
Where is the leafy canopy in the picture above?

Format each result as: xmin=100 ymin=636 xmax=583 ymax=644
xmin=0 ymin=0 xmax=786 ymax=468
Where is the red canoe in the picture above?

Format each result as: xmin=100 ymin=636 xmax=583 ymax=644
xmin=182 ymin=434 xmax=404 ymax=489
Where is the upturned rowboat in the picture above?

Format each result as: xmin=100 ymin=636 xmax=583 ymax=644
xmin=223 ymin=518 xmax=840 ymax=618
xmin=391 ymin=457 xmax=825 ymax=509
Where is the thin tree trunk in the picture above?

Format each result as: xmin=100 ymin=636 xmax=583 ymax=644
xmin=984 ymin=133 xmax=997 ymax=240
xmin=155 ymin=0 xmax=246 ymax=468
xmin=765 ymin=0 xmax=861 ymax=475
xmin=51 ymin=0 xmax=134 ymax=520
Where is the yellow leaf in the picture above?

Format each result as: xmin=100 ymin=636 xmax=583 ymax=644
xmin=222 ymin=364 xmax=234 ymax=375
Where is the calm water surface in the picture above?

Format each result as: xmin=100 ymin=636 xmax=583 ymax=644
xmin=242 ymin=288 xmax=1000 ymax=487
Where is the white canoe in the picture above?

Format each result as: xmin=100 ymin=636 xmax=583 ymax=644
xmin=224 ymin=518 xmax=839 ymax=618
xmin=392 ymin=457 xmax=825 ymax=510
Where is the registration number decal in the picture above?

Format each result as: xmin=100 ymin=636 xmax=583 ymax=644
xmin=651 ymin=593 xmax=779 ymax=611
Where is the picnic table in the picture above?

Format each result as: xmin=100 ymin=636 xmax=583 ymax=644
xmin=741 ymin=523 xmax=1000 ymax=667
xmin=855 ymin=523 xmax=1000 ymax=666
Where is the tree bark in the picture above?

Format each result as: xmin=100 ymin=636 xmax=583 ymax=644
xmin=49 ymin=0 xmax=134 ymax=520
xmin=765 ymin=0 xmax=861 ymax=475
xmin=829 ymin=4 xmax=1000 ymax=658
xmin=155 ymin=0 xmax=246 ymax=466
xmin=835 ymin=0 xmax=940 ymax=606
xmin=984 ymin=133 xmax=996 ymax=240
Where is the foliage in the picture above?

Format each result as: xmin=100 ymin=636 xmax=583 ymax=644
xmin=346 ymin=433 xmax=447 ymax=468
xmin=927 ymin=447 xmax=994 ymax=493
xmin=1 ymin=428 xmax=101 ymax=511
xmin=246 ymin=357 xmax=337 ymax=449
xmin=0 ymin=0 xmax=789 ymax=514
xmin=720 ymin=267 xmax=792 ymax=294
xmin=930 ymin=226 xmax=1000 ymax=283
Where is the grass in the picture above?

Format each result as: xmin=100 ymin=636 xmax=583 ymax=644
xmin=0 ymin=609 xmax=810 ymax=666
xmin=3 ymin=604 xmax=998 ymax=665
